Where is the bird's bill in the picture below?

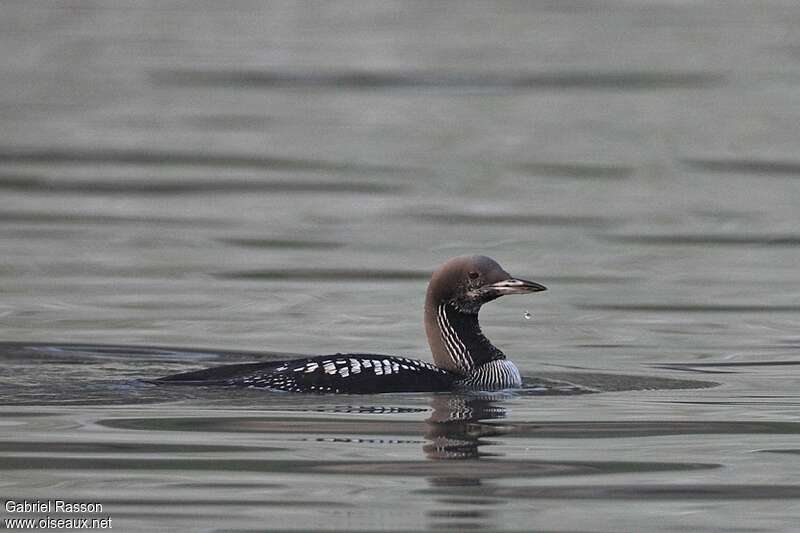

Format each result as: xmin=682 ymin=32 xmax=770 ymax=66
xmin=486 ymin=278 xmax=547 ymax=294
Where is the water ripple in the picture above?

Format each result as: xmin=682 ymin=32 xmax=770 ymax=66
xmin=653 ymin=360 xmax=800 ymax=374
xmin=604 ymin=234 xmax=800 ymax=246
xmin=152 ymin=69 xmax=725 ymax=91
xmin=0 ymin=455 xmax=717 ymax=478
xmin=683 ymin=158 xmax=800 ymax=176
xmin=578 ymin=304 xmax=800 ymax=313
xmin=414 ymin=212 xmax=613 ymax=227
xmin=97 ymin=418 xmax=785 ymax=439
xmin=0 ymin=441 xmax=282 ymax=453
xmin=214 ymin=268 xmax=431 ymax=281
xmin=0 ymin=210 xmax=227 ymax=226
xmin=0 ymin=174 xmax=404 ymax=195
xmin=218 ymin=238 xmax=343 ymax=250
xmin=0 ymin=147 xmax=407 ymax=174
xmin=515 ymin=162 xmax=635 ymax=179
xmin=421 ymin=484 xmax=800 ymax=500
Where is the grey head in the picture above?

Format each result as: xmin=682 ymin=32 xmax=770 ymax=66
xmin=424 ymin=255 xmax=546 ymax=375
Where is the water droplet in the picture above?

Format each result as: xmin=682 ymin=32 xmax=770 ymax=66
xmin=523 ymin=311 xmax=532 ymax=320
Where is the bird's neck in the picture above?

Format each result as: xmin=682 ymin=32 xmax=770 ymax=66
xmin=424 ymin=301 xmax=505 ymax=375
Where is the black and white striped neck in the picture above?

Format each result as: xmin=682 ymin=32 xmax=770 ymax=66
xmin=430 ymin=302 xmax=506 ymax=375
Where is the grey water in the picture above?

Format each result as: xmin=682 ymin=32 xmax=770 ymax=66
xmin=2 ymin=1 xmax=800 ymax=531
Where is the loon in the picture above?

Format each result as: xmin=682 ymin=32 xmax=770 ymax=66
xmin=154 ymin=255 xmax=546 ymax=393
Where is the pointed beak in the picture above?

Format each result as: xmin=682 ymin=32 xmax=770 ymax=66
xmin=486 ymin=277 xmax=547 ymax=295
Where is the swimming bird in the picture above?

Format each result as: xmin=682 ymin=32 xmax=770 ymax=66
xmin=154 ymin=255 xmax=546 ymax=393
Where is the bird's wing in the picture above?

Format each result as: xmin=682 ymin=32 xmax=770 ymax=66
xmin=152 ymin=353 xmax=457 ymax=394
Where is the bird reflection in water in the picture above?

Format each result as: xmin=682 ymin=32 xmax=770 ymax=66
xmin=424 ymin=393 xmax=510 ymax=460
xmin=423 ymin=394 xmax=512 ymax=531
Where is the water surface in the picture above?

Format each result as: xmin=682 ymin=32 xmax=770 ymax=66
xmin=2 ymin=1 xmax=800 ymax=532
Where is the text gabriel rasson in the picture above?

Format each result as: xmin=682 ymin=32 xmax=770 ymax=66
xmin=5 ymin=500 xmax=103 ymax=513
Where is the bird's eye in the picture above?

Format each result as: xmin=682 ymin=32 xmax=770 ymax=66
xmin=468 ymin=271 xmax=479 ymax=280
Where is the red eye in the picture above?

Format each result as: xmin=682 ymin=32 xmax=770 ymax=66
xmin=468 ymin=271 xmax=479 ymax=280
